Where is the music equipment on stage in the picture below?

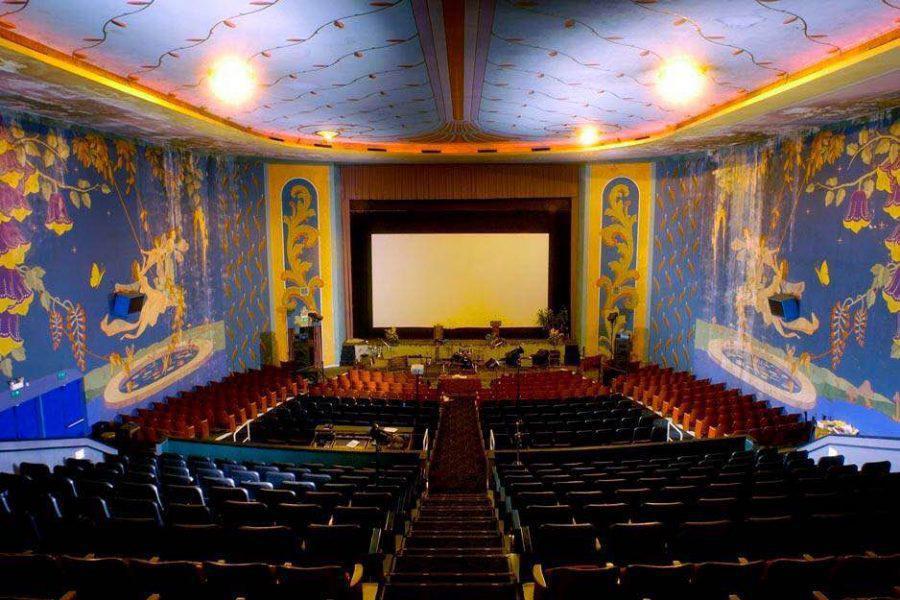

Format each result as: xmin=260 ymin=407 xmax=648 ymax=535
xmin=484 ymin=358 xmax=500 ymax=370
xmin=564 ymin=343 xmax=580 ymax=366
xmin=768 ymin=293 xmax=800 ymax=322
xmin=290 ymin=324 xmax=322 ymax=371
xmin=532 ymin=349 xmax=551 ymax=367
xmin=311 ymin=424 xmax=413 ymax=451
xmin=504 ymin=346 xmax=525 ymax=367
xmin=450 ymin=351 xmax=475 ymax=370
xmin=109 ymin=292 xmax=145 ymax=318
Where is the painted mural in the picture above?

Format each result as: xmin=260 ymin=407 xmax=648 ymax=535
xmin=0 ymin=108 xmax=269 ymax=423
xmin=597 ymin=176 xmax=639 ymax=357
xmin=649 ymin=109 xmax=900 ymax=435
xmin=279 ymin=178 xmax=323 ymax=331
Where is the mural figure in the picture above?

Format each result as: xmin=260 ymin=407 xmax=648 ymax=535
xmin=100 ymin=229 xmax=188 ymax=340
xmin=731 ymin=227 xmax=819 ymax=339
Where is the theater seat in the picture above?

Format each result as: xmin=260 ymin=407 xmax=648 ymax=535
xmin=0 ymin=552 xmax=67 ymax=599
xmin=203 ymin=561 xmax=277 ymax=600
xmin=275 ymin=564 xmax=356 ymax=600
xmin=130 ymin=558 xmax=204 ymax=599
xmin=533 ymin=564 xmax=620 ymax=600
xmin=60 ymin=555 xmax=138 ymax=600
xmin=531 ymin=523 xmax=599 ymax=567
xmin=692 ymin=560 xmax=765 ymax=600
xmin=760 ymin=557 xmax=834 ymax=600
xmin=621 ymin=564 xmax=693 ymax=600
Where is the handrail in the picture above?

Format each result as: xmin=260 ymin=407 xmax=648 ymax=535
xmin=230 ymin=419 xmax=253 ymax=444
xmin=489 ymin=428 xmax=496 ymax=452
xmin=422 ymin=428 xmax=430 ymax=455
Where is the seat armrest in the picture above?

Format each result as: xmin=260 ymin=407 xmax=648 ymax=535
xmin=533 ymin=562 xmax=548 ymax=600
xmin=368 ymin=527 xmax=383 ymax=554
xmin=811 ymin=591 xmax=830 ymax=600
xmin=60 ymin=592 xmax=76 ymax=600
xmin=350 ymin=563 xmax=365 ymax=588
xmin=383 ymin=511 xmax=395 ymax=533
xmin=728 ymin=595 xmax=742 ymax=600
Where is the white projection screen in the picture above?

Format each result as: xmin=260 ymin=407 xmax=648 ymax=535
xmin=371 ymin=233 xmax=549 ymax=328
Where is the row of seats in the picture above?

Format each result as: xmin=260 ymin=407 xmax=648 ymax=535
xmin=121 ymin=365 xmax=306 ymax=442
xmin=533 ymin=553 xmax=900 ymax=600
xmin=614 ymin=364 xmax=811 ymax=445
xmin=310 ymin=368 xmax=440 ymax=400
xmin=481 ymin=395 xmax=664 ymax=449
xmin=251 ymin=395 xmax=439 ymax=445
xmin=0 ymin=551 xmax=361 ymax=600
xmin=1 ymin=451 xmax=419 ymax=568
xmin=494 ymin=446 xmax=897 ymax=581
xmin=481 ymin=369 xmax=607 ymax=401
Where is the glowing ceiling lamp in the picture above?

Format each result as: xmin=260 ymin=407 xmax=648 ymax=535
xmin=576 ymin=125 xmax=601 ymax=146
xmin=656 ymin=56 xmax=706 ymax=105
xmin=316 ymin=130 xmax=339 ymax=142
xmin=208 ymin=56 xmax=256 ymax=106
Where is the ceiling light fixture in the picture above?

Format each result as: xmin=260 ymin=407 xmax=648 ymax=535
xmin=577 ymin=125 xmax=600 ymax=146
xmin=656 ymin=56 xmax=706 ymax=105
xmin=316 ymin=130 xmax=339 ymax=142
xmin=208 ymin=56 xmax=256 ymax=106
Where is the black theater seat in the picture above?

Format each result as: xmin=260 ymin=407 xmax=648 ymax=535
xmin=130 ymin=558 xmax=204 ymax=600
xmin=203 ymin=561 xmax=277 ymax=600
xmin=621 ymin=563 xmax=693 ymax=600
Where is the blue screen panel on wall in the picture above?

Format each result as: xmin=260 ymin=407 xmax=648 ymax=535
xmin=0 ymin=376 xmax=87 ymax=440
xmin=0 ymin=408 xmax=16 ymax=441
xmin=14 ymin=398 xmax=42 ymax=440
xmin=41 ymin=380 xmax=88 ymax=438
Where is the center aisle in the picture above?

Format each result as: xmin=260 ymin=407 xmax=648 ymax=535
xmin=381 ymin=396 xmax=519 ymax=600
xmin=428 ymin=396 xmax=488 ymax=492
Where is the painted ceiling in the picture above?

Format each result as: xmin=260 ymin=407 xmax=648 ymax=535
xmin=0 ymin=0 xmax=897 ymax=156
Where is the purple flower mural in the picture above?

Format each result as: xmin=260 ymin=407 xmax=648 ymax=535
xmin=884 ymin=267 xmax=900 ymax=314
xmin=45 ymin=192 xmax=73 ymax=235
xmin=0 ymin=267 xmax=32 ymax=316
xmin=0 ymin=311 xmax=22 ymax=357
xmin=887 ymin=223 xmax=900 ymax=262
xmin=842 ymin=190 xmax=873 ymax=233
xmin=0 ymin=221 xmax=30 ymax=269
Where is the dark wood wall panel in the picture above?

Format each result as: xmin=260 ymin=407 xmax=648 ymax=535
xmin=339 ymin=164 xmax=580 ymax=202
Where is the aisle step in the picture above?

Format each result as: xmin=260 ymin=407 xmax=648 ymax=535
xmin=405 ymin=534 xmax=502 ymax=549
xmin=382 ymin=581 xmax=519 ymax=600
xmin=393 ymin=554 xmax=511 ymax=573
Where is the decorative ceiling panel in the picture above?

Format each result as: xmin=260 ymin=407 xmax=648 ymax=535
xmin=0 ymin=0 xmax=896 ymax=152
xmin=477 ymin=0 xmax=898 ymax=142
xmin=0 ymin=0 xmax=441 ymax=142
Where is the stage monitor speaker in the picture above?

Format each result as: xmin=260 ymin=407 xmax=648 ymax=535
xmin=532 ymin=349 xmax=550 ymax=367
xmin=504 ymin=346 xmax=525 ymax=367
xmin=564 ymin=343 xmax=580 ymax=366
xmin=768 ymin=294 xmax=800 ymax=322
xmin=109 ymin=292 xmax=145 ymax=318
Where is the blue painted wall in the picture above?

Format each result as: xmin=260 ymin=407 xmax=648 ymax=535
xmin=0 ymin=108 xmax=270 ymax=425
xmin=649 ymin=110 xmax=900 ymax=436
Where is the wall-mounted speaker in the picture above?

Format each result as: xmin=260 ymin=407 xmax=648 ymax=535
xmin=108 ymin=292 xmax=146 ymax=318
xmin=768 ymin=294 xmax=800 ymax=322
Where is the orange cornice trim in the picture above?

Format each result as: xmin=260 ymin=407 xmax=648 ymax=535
xmin=0 ymin=25 xmax=897 ymax=157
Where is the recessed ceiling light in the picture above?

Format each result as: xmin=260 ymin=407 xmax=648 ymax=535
xmin=316 ymin=130 xmax=339 ymax=142
xmin=208 ymin=56 xmax=256 ymax=106
xmin=656 ymin=56 xmax=706 ymax=105
xmin=577 ymin=125 xmax=600 ymax=146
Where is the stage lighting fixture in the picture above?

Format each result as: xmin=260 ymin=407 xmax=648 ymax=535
xmin=656 ymin=56 xmax=706 ymax=105
xmin=577 ymin=125 xmax=600 ymax=146
xmin=208 ymin=56 xmax=256 ymax=106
